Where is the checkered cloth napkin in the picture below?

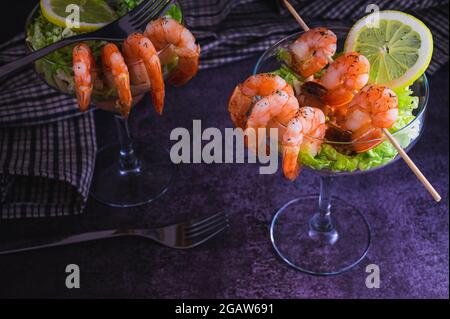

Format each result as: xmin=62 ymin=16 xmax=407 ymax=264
xmin=1 ymin=0 xmax=448 ymax=219
xmin=184 ymin=0 xmax=449 ymax=72
xmin=0 ymin=35 xmax=96 ymax=219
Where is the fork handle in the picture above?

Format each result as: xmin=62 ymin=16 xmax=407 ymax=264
xmin=0 ymin=33 xmax=101 ymax=79
xmin=0 ymin=229 xmax=138 ymax=255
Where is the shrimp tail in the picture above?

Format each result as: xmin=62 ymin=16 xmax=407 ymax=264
xmin=281 ymin=107 xmax=325 ymax=181
xmin=145 ymin=53 xmax=165 ymax=114
xmin=168 ymin=45 xmax=200 ymax=87
xmin=282 ymin=147 xmax=302 ymax=181
xmin=228 ymin=84 xmax=251 ymax=129
xmin=116 ymin=73 xmax=133 ymax=113
xmin=76 ymin=88 xmax=92 ymax=112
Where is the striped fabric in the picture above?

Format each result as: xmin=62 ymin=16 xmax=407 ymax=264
xmin=0 ymin=0 xmax=448 ymax=218
xmin=0 ymin=36 xmax=96 ymax=219
xmin=183 ymin=0 xmax=449 ymax=73
xmin=0 ymin=116 xmax=96 ymax=218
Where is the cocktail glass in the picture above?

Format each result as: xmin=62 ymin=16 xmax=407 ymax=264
xmin=24 ymin=1 xmax=183 ymax=207
xmin=254 ymin=26 xmax=429 ymax=275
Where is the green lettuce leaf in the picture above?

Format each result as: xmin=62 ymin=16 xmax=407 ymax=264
xmin=389 ymin=86 xmax=421 ymax=148
xmin=299 ymin=149 xmax=333 ymax=170
xmin=115 ymin=0 xmax=182 ymax=22
xmin=276 ymin=47 xmax=292 ymax=65
xmin=166 ymin=4 xmax=183 ymax=23
xmin=271 ymin=64 xmax=299 ymax=87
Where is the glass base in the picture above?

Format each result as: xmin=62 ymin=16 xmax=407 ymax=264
xmin=90 ymin=141 xmax=175 ymax=208
xmin=270 ymin=196 xmax=371 ymax=276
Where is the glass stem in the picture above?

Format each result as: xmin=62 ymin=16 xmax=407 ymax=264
xmin=318 ymin=176 xmax=334 ymax=217
xmin=309 ymin=176 xmax=338 ymax=241
xmin=115 ymin=115 xmax=140 ymax=174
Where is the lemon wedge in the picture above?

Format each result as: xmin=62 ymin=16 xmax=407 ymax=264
xmin=345 ymin=10 xmax=433 ymax=89
xmin=40 ymin=0 xmax=118 ymax=32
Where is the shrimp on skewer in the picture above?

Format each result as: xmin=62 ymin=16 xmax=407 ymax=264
xmin=123 ymin=33 xmax=165 ymax=115
xmin=144 ymin=17 xmax=200 ymax=87
xmin=320 ymin=52 xmax=370 ymax=107
xmin=246 ymin=91 xmax=299 ymax=129
xmin=245 ymin=89 xmax=299 ymax=152
xmin=343 ymin=84 xmax=399 ymax=153
xmin=73 ymin=43 xmax=97 ymax=112
xmin=289 ymin=27 xmax=337 ymax=78
xmin=102 ymin=43 xmax=133 ymax=117
xmin=228 ymin=73 xmax=295 ymax=129
xmin=282 ymin=107 xmax=326 ymax=180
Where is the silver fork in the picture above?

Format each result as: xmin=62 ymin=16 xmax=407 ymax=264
xmin=0 ymin=212 xmax=229 ymax=255
xmin=0 ymin=0 xmax=175 ymax=79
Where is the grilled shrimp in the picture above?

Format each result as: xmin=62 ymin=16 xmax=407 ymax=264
xmin=228 ymin=73 xmax=295 ymax=129
xmin=246 ymin=89 xmax=300 ymax=131
xmin=245 ymin=89 xmax=299 ymax=153
xmin=282 ymin=107 xmax=326 ymax=180
xmin=320 ymin=52 xmax=370 ymax=107
xmin=73 ymin=43 xmax=97 ymax=112
xmin=144 ymin=17 xmax=200 ymax=86
xmin=123 ymin=33 xmax=165 ymax=114
xmin=343 ymin=84 xmax=399 ymax=153
xmin=289 ymin=27 xmax=337 ymax=78
xmin=102 ymin=43 xmax=133 ymax=117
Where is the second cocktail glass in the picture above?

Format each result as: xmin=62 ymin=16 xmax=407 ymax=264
xmin=25 ymin=2 xmax=181 ymax=207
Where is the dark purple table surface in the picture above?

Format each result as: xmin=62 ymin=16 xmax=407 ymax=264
xmin=0 ymin=57 xmax=448 ymax=299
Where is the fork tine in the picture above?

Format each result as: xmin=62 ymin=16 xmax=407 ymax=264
xmin=188 ymin=211 xmax=225 ymax=228
xmin=186 ymin=214 xmax=227 ymax=235
xmin=186 ymin=219 xmax=229 ymax=239
xmin=131 ymin=0 xmax=168 ymax=24
xmin=185 ymin=216 xmax=228 ymax=234
xmin=131 ymin=0 xmax=172 ymax=30
xmin=185 ymin=225 xmax=229 ymax=248
xmin=130 ymin=0 xmax=161 ymax=17
xmin=132 ymin=2 xmax=173 ymax=31
xmin=131 ymin=0 xmax=163 ymax=22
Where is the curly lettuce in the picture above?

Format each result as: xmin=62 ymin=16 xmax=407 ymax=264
xmin=272 ymin=65 xmax=299 ymax=87
xmin=300 ymin=139 xmax=399 ymax=172
xmin=389 ymin=86 xmax=421 ymax=148
xmin=115 ymin=0 xmax=182 ymax=22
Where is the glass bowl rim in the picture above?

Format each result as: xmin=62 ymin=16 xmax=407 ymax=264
xmin=24 ymin=0 xmax=183 ymax=68
xmin=253 ymin=28 xmax=429 ymax=145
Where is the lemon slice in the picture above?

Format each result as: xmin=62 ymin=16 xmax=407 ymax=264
xmin=344 ymin=10 xmax=433 ymax=89
xmin=40 ymin=0 xmax=118 ymax=32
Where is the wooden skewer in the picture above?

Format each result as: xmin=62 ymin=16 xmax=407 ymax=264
xmin=283 ymin=0 xmax=442 ymax=202
xmin=282 ymin=0 xmax=310 ymax=32
xmin=383 ymin=129 xmax=441 ymax=202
